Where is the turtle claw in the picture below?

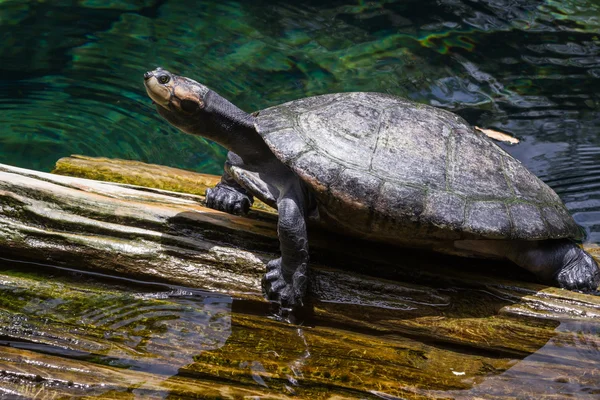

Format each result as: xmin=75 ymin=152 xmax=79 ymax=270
xmin=261 ymin=258 xmax=308 ymax=320
xmin=265 ymin=264 xmax=279 ymax=277
xmin=268 ymin=277 xmax=287 ymax=293
xmin=554 ymin=247 xmax=600 ymax=292
xmin=556 ymin=262 xmax=600 ymax=292
xmin=206 ymin=183 xmax=252 ymax=215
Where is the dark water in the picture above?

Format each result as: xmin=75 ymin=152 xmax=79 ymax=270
xmin=1 ymin=0 xmax=600 ymax=398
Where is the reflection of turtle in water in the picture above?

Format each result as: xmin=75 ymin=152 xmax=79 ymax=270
xmin=144 ymin=67 xmax=600 ymax=315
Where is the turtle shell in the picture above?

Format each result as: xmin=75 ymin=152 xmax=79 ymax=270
xmin=255 ymin=92 xmax=582 ymax=245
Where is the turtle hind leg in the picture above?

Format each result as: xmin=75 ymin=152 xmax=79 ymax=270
xmin=531 ymin=241 xmax=599 ymax=291
xmin=503 ymin=240 xmax=600 ymax=291
xmin=552 ymin=246 xmax=600 ymax=291
xmin=456 ymin=239 xmax=600 ymax=291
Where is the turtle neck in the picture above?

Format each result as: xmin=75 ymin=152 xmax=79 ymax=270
xmin=195 ymin=91 xmax=275 ymax=166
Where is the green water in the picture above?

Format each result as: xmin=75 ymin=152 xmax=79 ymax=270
xmin=1 ymin=0 xmax=599 ymax=240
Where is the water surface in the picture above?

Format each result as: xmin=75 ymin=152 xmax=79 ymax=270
xmin=1 ymin=257 xmax=600 ymax=399
xmin=1 ymin=1 xmax=599 ymax=242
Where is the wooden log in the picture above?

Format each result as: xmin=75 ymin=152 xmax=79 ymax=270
xmin=0 ymin=267 xmax=598 ymax=399
xmin=52 ymin=154 xmax=276 ymax=213
xmin=52 ymin=154 xmax=221 ymax=197
xmin=0 ymin=156 xmax=599 ymax=399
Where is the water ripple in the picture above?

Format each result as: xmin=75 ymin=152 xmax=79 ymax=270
xmin=0 ymin=0 xmax=599 ymax=243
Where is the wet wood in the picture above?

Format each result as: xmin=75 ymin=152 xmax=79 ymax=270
xmin=0 ymin=268 xmax=598 ymax=399
xmin=52 ymin=154 xmax=276 ymax=212
xmin=0 ymin=156 xmax=599 ymax=399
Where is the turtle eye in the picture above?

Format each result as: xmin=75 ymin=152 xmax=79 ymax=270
xmin=158 ymin=75 xmax=170 ymax=84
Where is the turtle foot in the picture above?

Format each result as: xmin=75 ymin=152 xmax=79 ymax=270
xmin=206 ymin=183 xmax=252 ymax=215
xmin=555 ymin=248 xmax=600 ymax=292
xmin=261 ymin=258 xmax=309 ymax=322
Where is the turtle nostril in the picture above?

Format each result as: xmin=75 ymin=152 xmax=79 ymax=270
xmin=144 ymin=71 xmax=153 ymax=80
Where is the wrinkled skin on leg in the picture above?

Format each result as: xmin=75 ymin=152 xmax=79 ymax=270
xmin=205 ymin=153 xmax=311 ymax=320
xmin=456 ymin=239 xmax=600 ymax=291
xmin=507 ymin=240 xmax=600 ymax=291
xmin=262 ymin=184 xmax=310 ymax=317
xmin=205 ymin=171 xmax=253 ymax=215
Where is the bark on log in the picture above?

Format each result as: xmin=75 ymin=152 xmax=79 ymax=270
xmin=0 ymin=156 xmax=599 ymax=399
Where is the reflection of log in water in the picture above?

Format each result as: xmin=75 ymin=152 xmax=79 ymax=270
xmin=0 ymin=156 xmax=599 ymax=398
xmin=407 ymin=320 xmax=600 ymax=400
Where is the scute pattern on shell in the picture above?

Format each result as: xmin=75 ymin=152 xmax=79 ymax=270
xmin=256 ymin=92 xmax=582 ymax=241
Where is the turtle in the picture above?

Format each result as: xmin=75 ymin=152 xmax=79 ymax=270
xmin=143 ymin=67 xmax=600 ymax=315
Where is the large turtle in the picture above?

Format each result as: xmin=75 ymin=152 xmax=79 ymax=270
xmin=144 ymin=67 xmax=600 ymax=314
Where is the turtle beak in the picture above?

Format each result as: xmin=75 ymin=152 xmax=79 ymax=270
xmin=144 ymin=69 xmax=171 ymax=109
xmin=144 ymin=67 xmax=164 ymax=81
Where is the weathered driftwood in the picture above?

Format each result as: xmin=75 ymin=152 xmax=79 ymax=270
xmin=0 ymin=156 xmax=600 ymax=399
xmin=1 ymin=264 xmax=599 ymax=400
xmin=52 ymin=154 xmax=276 ymax=212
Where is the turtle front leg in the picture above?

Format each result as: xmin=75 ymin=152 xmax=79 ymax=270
xmin=205 ymin=170 xmax=253 ymax=215
xmin=262 ymin=184 xmax=309 ymax=318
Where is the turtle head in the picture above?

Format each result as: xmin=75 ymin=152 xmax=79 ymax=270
xmin=144 ymin=68 xmax=216 ymax=140
xmin=143 ymin=67 xmax=261 ymax=159
xmin=143 ymin=67 xmax=212 ymax=134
